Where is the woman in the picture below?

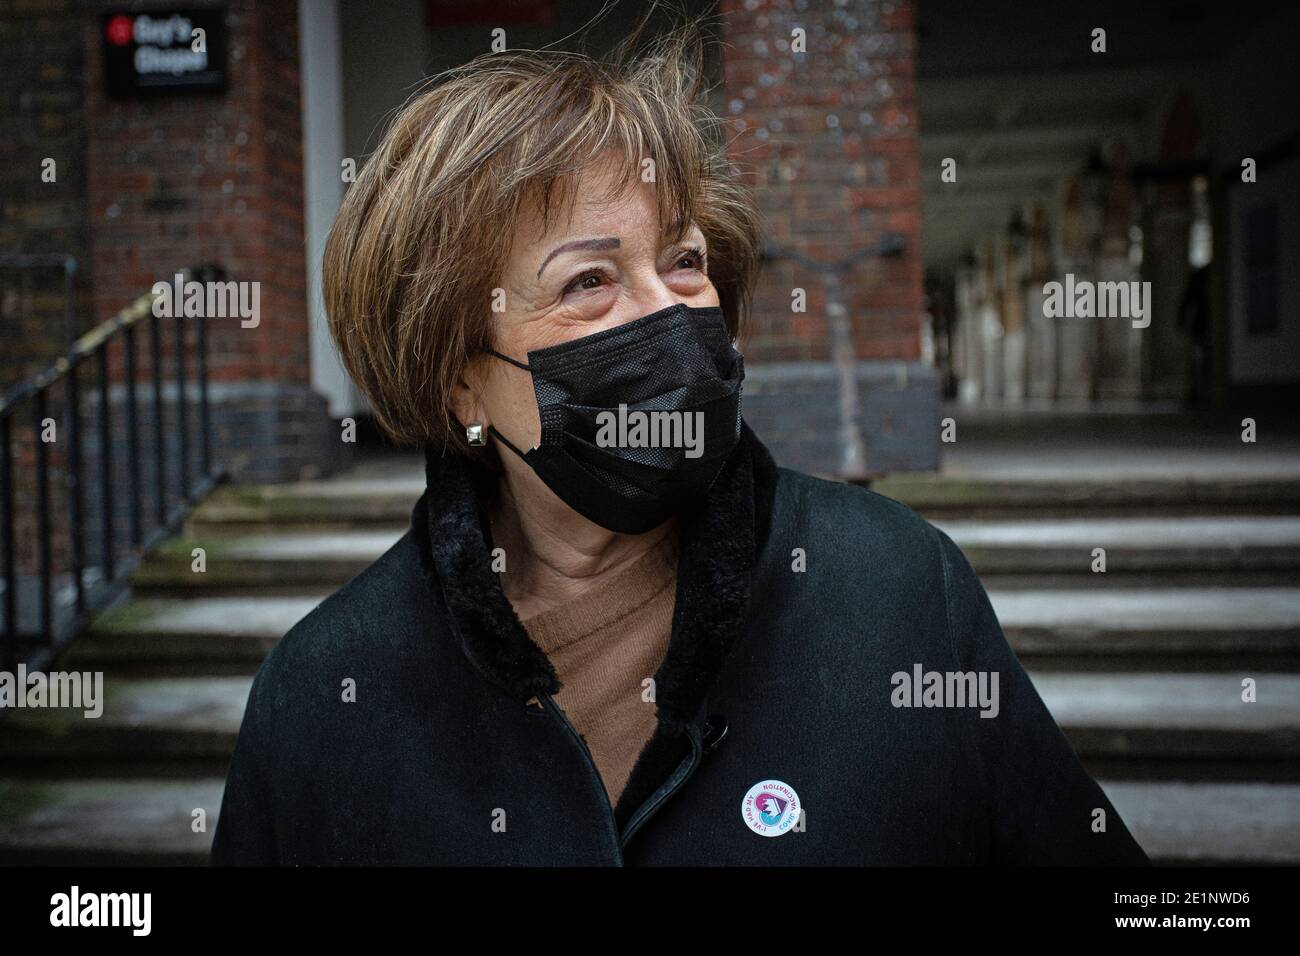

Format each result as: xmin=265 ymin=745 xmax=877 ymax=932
xmin=210 ymin=23 xmax=1149 ymax=866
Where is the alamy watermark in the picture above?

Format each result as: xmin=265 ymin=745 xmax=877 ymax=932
xmin=1042 ymin=273 xmax=1151 ymax=329
xmin=891 ymin=664 xmax=1000 ymax=718
xmin=151 ymin=272 xmax=259 ymax=328
xmin=50 ymin=886 xmax=150 ymax=936
xmin=595 ymin=404 xmax=704 ymax=458
xmin=0 ymin=665 xmax=103 ymax=718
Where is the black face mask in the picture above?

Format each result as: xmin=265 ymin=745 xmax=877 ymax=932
xmin=483 ymin=303 xmax=744 ymax=534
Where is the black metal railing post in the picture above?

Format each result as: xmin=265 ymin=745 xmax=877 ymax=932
xmin=33 ymin=391 xmax=52 ymax=647
xmin=65 ymin=362 xmax=86 ymax=618
xmin=150 ymin=308 xmax=166 ymax=527
xmin=124 ymin=324 xmax=142 ymax=548
xmin=197 ymin=305 xmax=211 ymax=478
xmin=96 ymin=346 xmax=115 ymax=582
xmin=174 ymin=307 xmax=190 ymax=501
xmin=0 ymin=415 xmax=14 ymax=673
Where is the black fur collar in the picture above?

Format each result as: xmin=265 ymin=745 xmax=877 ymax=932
xmin=410 ymin=423 xmax=778 ymax=822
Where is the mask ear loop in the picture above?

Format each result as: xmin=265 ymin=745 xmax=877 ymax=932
xmin=482 ymin=348 xmax=532 ymax=372
xmin=487 ymin=424 xmax=530 ymax=460
xmin=477 ymin=348 xmax=535 ymax=458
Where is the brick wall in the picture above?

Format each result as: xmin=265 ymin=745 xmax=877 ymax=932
xmin=720 ymin=0 xmax=935 ymax=474
xmin=721 ymin=0 xmax=924 ymax=363
xmin=80 ymin=0 xmax=338 ymax=483
xmin=84 ymin=0 xmax=308 ymax=385
xmin=0 ymin=0 xmax=93 ymax=389
xmin=2 ymin=1 xmax=340 ymax=648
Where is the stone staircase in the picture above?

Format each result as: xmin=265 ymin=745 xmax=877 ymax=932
xmin=2 ymin=458 xmax=1298 ymax=864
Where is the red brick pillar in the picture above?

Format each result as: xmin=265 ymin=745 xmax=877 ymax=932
xmin=83 ymin=0 xmax=336 ymax=483
xmin=720 ymin=0 xmax=936 ymax=474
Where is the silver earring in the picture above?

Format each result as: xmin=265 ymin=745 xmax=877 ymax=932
xmin=466 ymin=423 xmax=486 ymax=447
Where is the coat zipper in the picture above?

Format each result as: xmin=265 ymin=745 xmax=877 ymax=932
xmin=619 ymin=722 xmax=704 ymax=850
xmin=540 ymin=694 xmax=708 ymax=857
xmin=539 ymin=694 xmax=624 ymax=860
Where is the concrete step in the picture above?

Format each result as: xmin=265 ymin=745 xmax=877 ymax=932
xmin=0 ymin=778 xmax=221 ymax=865
xmin=130 ymin=529 xmax=404 ymax=593
xmin=873 ymin=473 xmax=1300 ymax=519
xmin=1029 ymin=671 xmax=1300 ymax=778
xmin=193 ymin=469 xmax=1300 ymax=529
xmin=64 ymin=588 xmax=1300 ymax=673
xmin=0 ymin=776 xmax=1291 ymax=865
xmin=62 ymin=595 xmax=328 ymax=674
xmin=1099 ymin=780 xmax=1300 ymax=864
xmin=941 ymin=515 xmax=1300 ymax=587
xmin=188 ymin=469 xmax=423 ymax=531
xmin=992 ymin=588 xmax=1300 ymax=669
xmin=0 ymin=676 xmax=249 ymax=774
xmin=3 ymin=672 xmax=1296 ymax=775
xmin=132 ymin=516 xmax=1300 ymax=593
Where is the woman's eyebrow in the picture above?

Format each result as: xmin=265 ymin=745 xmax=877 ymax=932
xmin=536 ymin=237 xmax=621 ymax=279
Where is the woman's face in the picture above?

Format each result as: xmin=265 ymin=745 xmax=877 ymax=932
xmin=454 ymin=152 xmax=720 ymax=458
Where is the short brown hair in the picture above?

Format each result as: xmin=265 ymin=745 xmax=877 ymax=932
xmin=322 ymin=16 xmax=762 ymax=450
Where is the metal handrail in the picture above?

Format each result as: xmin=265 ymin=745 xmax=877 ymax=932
xmin=0 ymin=264 xmax=227 ymax=677
xmin=759 ymin=234 xmax=907 ymax=479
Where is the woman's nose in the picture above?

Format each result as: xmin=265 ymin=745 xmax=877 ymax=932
xmin=628 ymin=273 xmax=684 ymax=317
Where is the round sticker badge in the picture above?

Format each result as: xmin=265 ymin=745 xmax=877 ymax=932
xmin=741 ymin=779 xmax=801 ymax=837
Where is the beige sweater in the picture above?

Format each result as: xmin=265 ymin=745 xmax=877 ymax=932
xmin=520 ymin=535 xmax=677 ymax=809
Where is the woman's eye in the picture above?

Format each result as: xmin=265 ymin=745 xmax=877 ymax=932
xmin=564 ymin=270 xmax=608 ymax=295
xmin=674 ymin=248 xmax=707 ymax=272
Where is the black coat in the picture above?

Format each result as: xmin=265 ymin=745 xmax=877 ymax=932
xmin=210 ymin=425 xmax=1151 ymax=865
